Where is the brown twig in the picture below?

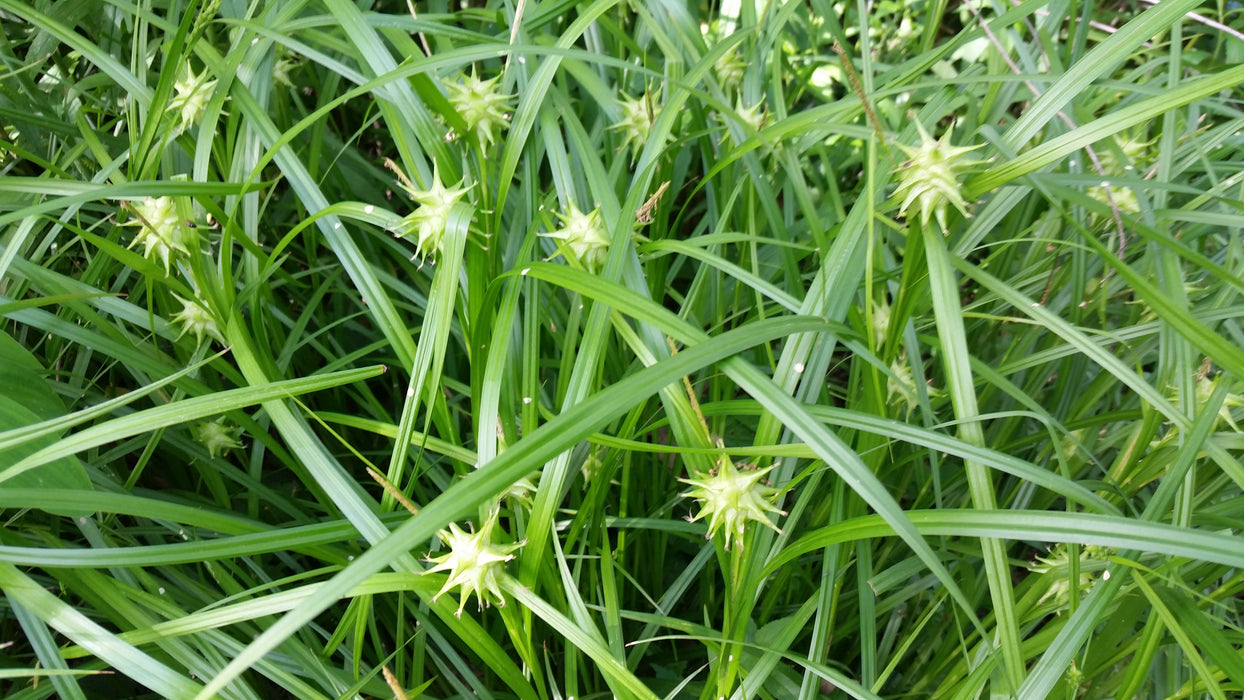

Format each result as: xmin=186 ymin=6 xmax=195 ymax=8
xmin=833 ymin=41 xmax=897 ymax=167
xmin=368 ymin=466 xmax=420 ymax=515
xmin=404 ymin=0 xmax=433 ymax=58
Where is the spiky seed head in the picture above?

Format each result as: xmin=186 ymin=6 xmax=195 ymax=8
xmin=192 ymin=418 xmax=243 ymax=458
xmin=1029 ymin=543 xmax=1114 ymax=609
xmin=539 ymin=203 xmax=610 ymax=272
xmin=892 ymin=120 xmax=982 ymax=232
xmin=425 ymin=510 xmax=522 ymax=616
xmin=170 ymin=294 xmax=223 ymax=345
xmin=612 ymin=91 xmax=661 ymax=161
xmin=715 ymin=49 xmax=746 ymax=91
xmin=871 ymin=298 xmax=891 ymax=348
xmin=1192 ymin=369 xmax=1243 ymax=433
xmin=723 ymin=99 xmax=768 ymax=148
xmin=126 ymin=196 xmax=193 ymax=274
xmin=391 ymin=164 xmax=471 ymax=261
xmin=445 ymin=68 xmax=514 ymax=147
xmin=0 ymin=125 xmax=15 ymax=164
xmin=169 ymin=64 xmax=217 ymax=133
xmin=887 ymin=356 xmax=918 ymax=416
xmin=273 ymin=51 xmax=302 ymax=88
xmin=680 ymin=457 xmax=784 ymax=551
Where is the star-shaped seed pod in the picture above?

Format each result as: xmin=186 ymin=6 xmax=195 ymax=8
xmin=892 ymin=120 xmax=982 ymax=232
xmin=425 ymin=509 xmax=522 ymax=616
xmin=444 ymin=68 xmax=514 ymax=147
xmin=388 ymin=161 xmax=471 ymax=262
xmin=539 ymin=203 xmax=610 ymax=272
xmin=680 ymin=457 xmax=785 ymax=551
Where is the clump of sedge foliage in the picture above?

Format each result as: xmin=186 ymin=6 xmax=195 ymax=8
xmin=1 ymin=0 xmax=1243 ymax=698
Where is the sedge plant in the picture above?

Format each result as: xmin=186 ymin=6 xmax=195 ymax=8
xmin=2 ymin=1 xmax=1243 ymax=699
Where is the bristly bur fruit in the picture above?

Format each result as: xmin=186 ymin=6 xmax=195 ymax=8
xmin=887 ymin=355 xmax=918 ymax=416
xmin=169 ymin=63 xmax=218 ymax=133
xmin=192 ymin=417 xmax=243 ymax=458
xmin=387 ymin=160 xmax=471 ymax=262
xmin=1086 ymin=129 xmax=1153 ymax=219
xmin=680 ymin=456 xmax=785 ymax=551
xmin=0 ymin=125 xmax=16 ymax=164
xmin=171 ymin=294 xmax=224 ymax=345
xmin=1029 ymin=543 xmax=1115 ymax=609
xmin=425 ymin=509 xmax=522 ymax=616
xmin=714 ymin=48 xmax=745 ymax=93
xmin=444 ymin=67 xmax=514 ymax=147
xmin=539 ymin=203 xmax=610 ymax=272
xmin=721 ymin=99 xmax=769 ymax=150
xmin=892 ymin=119 xmax=982 ymax=232
xmin=125 ymin=196 xmax=194 ymax=274
xmin=612 ymin=90 xmax=662 ymax=162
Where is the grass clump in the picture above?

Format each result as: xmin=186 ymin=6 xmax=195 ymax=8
xmin=2 ymin=1 xmax=1243 ymax=698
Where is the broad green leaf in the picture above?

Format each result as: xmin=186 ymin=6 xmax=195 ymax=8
xmin=0 ymin=397 xmax=91 ymax=503
xmin=0 ymin=331 xmax=91 ymax=515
